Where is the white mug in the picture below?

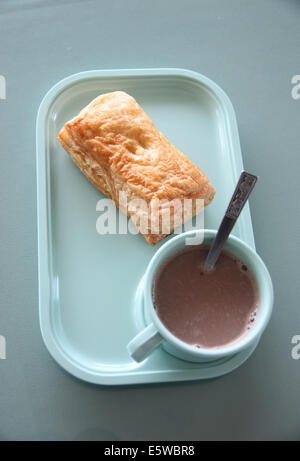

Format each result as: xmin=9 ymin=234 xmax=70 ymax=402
xmin=127 ymin=229 xmax=273 ymax=363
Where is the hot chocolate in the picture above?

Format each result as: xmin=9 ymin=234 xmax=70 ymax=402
xmin=152 ymin=245 xmax=259 ymax=348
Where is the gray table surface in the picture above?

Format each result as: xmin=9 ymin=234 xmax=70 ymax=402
xmin=0 ymin=0 xmax=300 ymax=441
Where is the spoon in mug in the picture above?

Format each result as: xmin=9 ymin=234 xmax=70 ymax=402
xmin=204 ymin=171 xmax=258 ymax=271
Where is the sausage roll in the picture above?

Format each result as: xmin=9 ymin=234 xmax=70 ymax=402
xmin=58 ymin=91 xmax=215 ymax=245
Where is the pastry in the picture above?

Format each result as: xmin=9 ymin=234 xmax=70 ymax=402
xmin=58 ymin=91 xmax=215 ymax=245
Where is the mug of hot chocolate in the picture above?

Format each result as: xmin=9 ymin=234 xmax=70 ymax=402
xmin=127 ymin=229 xmax=273 ymax=363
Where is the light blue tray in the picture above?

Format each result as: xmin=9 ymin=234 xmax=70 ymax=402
xmin=36 ymin=68 xmax=256 ymax=385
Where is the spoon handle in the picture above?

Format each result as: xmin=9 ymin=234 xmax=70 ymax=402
xmin=204 ymin=171 xmax=258 ymax=270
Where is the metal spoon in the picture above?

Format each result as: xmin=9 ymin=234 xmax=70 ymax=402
xmin=204 ymin=171 xmax=258 ymax=270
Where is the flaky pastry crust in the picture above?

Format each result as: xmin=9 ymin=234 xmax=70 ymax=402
xmin=58 ymin=91 xmax=215 ymax=245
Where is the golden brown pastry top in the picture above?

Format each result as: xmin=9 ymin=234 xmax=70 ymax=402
xmin=60 ymin=91 xmax=215 ymax=206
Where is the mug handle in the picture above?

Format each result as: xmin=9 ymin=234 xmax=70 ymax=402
xmin=127 ymin=323 xmax=163 ymax=362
